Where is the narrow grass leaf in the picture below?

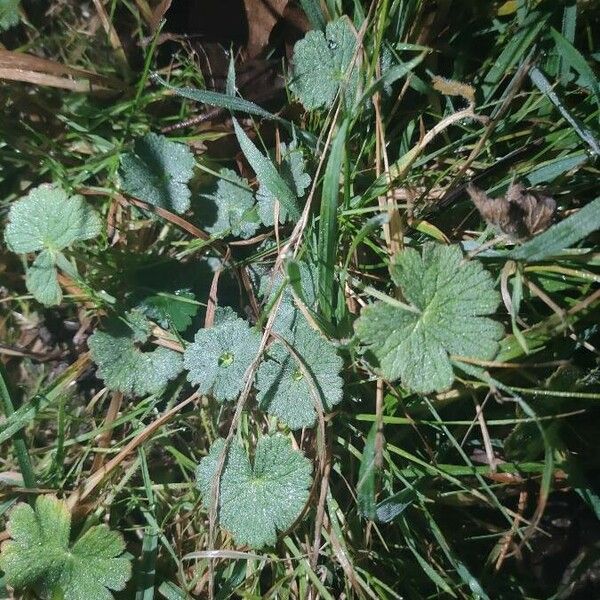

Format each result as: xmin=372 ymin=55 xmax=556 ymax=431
xmin=318 ymin=118 xmax=348 ymax=318
xmin=298 ymin=0 xmax=326 ymax=31
xmin=524 ymin=151 xmax=588 ymax=185
xmin=482 ymin=13 xmax=548 ymax=100
xmin=232 ymin=119 xmax=300 ymax=220
xmin=530 ymin=66 xmax=600 ymax=156
xmin=359 ymin=52 xmax=426 ymax=103
xmin=152 ymin=74 xmax=280 ymax=121
xmin=550 ymin=27 xmax=600 ymax=108
xmin=357 ymin=422 xmax=377 ymax=519
xmin=559 ymin=4 xmax=577 ymax=83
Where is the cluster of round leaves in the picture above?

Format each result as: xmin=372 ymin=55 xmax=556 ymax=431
xmin=1 ymin=15 xmax=508 ymax=557
xmin=85 ymin=283 xmax=343 ymax=549
xmin=118 ymin=130 xmax=312 ymax=240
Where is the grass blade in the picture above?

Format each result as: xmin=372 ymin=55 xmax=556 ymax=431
xmin=298 ymin=0 xmax=326 ymax=31
xmin=551 ymin=27 xmax=600 ymax=107
xmin=530 ymin=66 xmax=600 ymax=156
xmin=152 ymin=74 xmax=281 ymax=122
xmin=317 ymin=118 xmax=349 ymax=319
xmin=357 ymin=421 xmax=377 ymax=519
xmin=482 ymin=12 xmax=548 ymax=100
xmin=0 ymin=364 xmax=36 ymax=489
xmin=232 ymin=118 xmax=301 ymax=220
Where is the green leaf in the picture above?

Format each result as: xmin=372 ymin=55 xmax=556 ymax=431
xmin=550 ymin=27 xmax=600 ymax=108
xmin=510 ymin=196 xmax=600 ymax=262
xmin=196 ymin=435 xmax=312 ymax=548
xmin=317 ymin=118 xmax=348 ymax=318
xmin=25 ymin=250 xmax=62 ymax=307
xmin=152 ymin=74 xmax=280 ymax=122
xmin=529 ymin=66 xmax=600 ymax=157
xmin=258 ymin=261 xmax=318 ymax=336
xmin=89 ymin=321 xmax=183 ymax=397
xmin=256 ymin=142 xmax=311 ymax=226
xmin=4 ymin=184 xmax=101 ymax=254
xmin=232 ymin=120 xmax=301 ymax=221
xmin=481 ymin=11 xmax=548 ymax=101
xmin=119 ymin=133 xmax=195 ymax=214
xmin=357 ymin=422 xmax=378 ymax=519
xmin=354 ymin=244 xmax=503 ymax=393
xmin=138 ymin=290 xmax=199 ymax=332
xmin=0 ymin=495 xmax=131 ymax=600
xmin=183 ymin=317 xmax=261 ymax=401
xmin=289 ymin=17 xmax=360 ymax=111
xmin=0 ymin=0 xmax=20 ymax=31
xmin=256 ymin=321 xmax=343 ymax=429
xmin=202 ymin=168 xmax=259 ymax=238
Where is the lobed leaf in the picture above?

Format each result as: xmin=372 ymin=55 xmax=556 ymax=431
xmin=202 ymin=168 xmax=259 ymax=238
xmin=355 ymin=244 xmax=503 ymax=393
xmin=289 ymin=17 xmax=360 ymax=111
xmin=4 ymin=184 xmax=101 ymax=254
xmin=0 ymin=495 xmax=131 ymax=600
xmin=119 ymin=133 xmax=195 ymax=214
xmin=232 ymin=119 xmax=301 ymax=221
xmin=89 ymin=323 xmax=183 ymax=397
xmin=25 ymin=250 xmax=62 ymax=306
xmin=256 ymin=142 xmax=311 ymax=226
xmin=196 ymin=435 xmax=312 ymax=548
xmin=256 ymin=321 xmax=343 ymax=429
xmin=0 ymin=0 xmax=21 ymax=31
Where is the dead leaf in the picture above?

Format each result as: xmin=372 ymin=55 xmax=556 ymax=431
xmin=149 ymin=0 xmax=172 ymax=32
xmin=0 ymin=49 xmax=122 ymax=92
xmin=467 ymin=182 xmax=556 ymax=240
xmin=242 ymin=0 xmax=308 ymax=58
xmin=243 ymin=0 xmax=288 ymax=57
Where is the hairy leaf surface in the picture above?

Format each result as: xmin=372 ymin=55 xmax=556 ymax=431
xmin=0 ymin=495 xmax=131 ymax=600
xmin=89 ymin=321 xmax=182 ymax=396
xmin=0 ymin=0 xmax=20 ymax=31
xmin=290 ymin=17 xmax=360 ymax=111
xmin=119 ymin=133 xmax=195 ymax=214
xmin=257 ymin=143 xmax=311 ymax=226
xmin=184 ymin=317 xmax=261 ymax=401
xmin=25 ymin=250 xmax=62 ymax=307
xmin=202 ymin=168 xmax=259 ymax=238
xmin=196 ymin=435 xmax=312 ymax=548
xmin=355 ymin=244 xmax=503 ymax=393
xmin=256 ymin=322 xmax=343 ymax=429
xmin=4 ymin=184 xmax=101 ymax=254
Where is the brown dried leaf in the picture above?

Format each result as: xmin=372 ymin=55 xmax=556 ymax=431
xmin=467 ymin=182 xmax=556 ymax=240
xmin=242 ymin=0 xmax=308 ymax=58
xmin=0 ymin=49 xmax=122 ymax=91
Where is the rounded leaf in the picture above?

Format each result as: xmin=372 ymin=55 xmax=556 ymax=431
xmin=196 ymin=435 xmax=312 ymax=548
xmin=119 ymin=133 xmax=195 ymax=214
xmin=4 ymin=184 xmax=101 ymax=254
xmin=183 ymin=317 xmax=261 ymax=401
